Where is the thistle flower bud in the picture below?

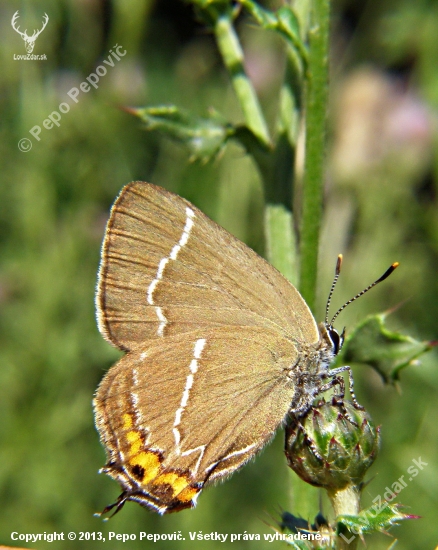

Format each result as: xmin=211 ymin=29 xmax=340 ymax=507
xmin=285 ymin=400 xmax=380 ymax=490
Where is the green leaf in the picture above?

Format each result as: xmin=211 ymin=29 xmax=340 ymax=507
xmin=277 ymin=6 xmax=301 ymax=42
xmin=239 ymin=1 xmax=307 ymax=63
xmin=337 ymin=502 xmax=419 ymax=536
xmin=239 ymin=0 xmax=278 ymax=27
xmin=127 ymin=105 xmax=234 ymax=162
xmin=337 ymin=313 xmax=434 ymax=384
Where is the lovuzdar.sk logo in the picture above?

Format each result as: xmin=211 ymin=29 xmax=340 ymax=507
xmin=11 ymin=11 xmax=48 ymax=54
xmin=93 ymin=182 xmax=398 ymax=517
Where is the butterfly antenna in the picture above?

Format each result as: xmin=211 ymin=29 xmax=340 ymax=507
xmin=325 ymin=254 xmax=343 ymax=325
xmin=329 ymin=261 xmax=400 ymax=327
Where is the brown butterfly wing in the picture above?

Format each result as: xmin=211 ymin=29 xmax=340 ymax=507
xmin=94 ymin=326 xmax=299 ymax=513
xmin=96 ymin=182 xmax=318 ymax=351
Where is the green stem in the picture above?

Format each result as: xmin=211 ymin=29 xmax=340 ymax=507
xmin=327 ymin=485 xmax=360 ymax=550
xmin=260 ymin=41 xmax=304 ymax=283
xmin=215 ymin=14 xmax=271 ymax=147
xmin=299 ymin=0 xmax=330 ymax=312
xmin=214 ymin=12 xmax=298 ymax=281
xmin=264 ymin=204 xmax=297 ymax=285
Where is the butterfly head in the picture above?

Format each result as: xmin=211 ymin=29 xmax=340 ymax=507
xmin=323 ymin=254 xmax=399 ymax=357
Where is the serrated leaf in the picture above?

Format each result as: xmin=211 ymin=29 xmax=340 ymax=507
xmin=127 ymin=105 xmax=234 ymax=162
xmin=336 ymin=313 xmax=434 ymax=383
xmin=337 ymin=502 xmax=418 ymax=536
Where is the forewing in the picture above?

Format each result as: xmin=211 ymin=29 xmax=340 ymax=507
xmin=96 ymin=182 xmax=318 ymax=351
xmin=93 ymin=326 xmax=299 ymax=512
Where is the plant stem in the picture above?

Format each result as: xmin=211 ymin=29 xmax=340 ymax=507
xmin=214 ymin=11 xmax=299 ymax=280
xmin=264 ymin=204 xmax=297 ymax=285
xmin=299 ymin=0 xmax=330 ymax=312
xmin=328 ymin=485 xmax=360 ymax=550
xmin=215 ymin=14 xmax=271 ymax=147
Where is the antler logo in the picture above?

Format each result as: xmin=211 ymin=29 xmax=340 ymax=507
xmin=11 ymin=11 xmax=49 ymax=54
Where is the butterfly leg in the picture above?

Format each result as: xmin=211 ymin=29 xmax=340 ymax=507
xmin=327 ymin=365 xmax=364 ymax=411
xmin=318 ymin=368 xmax=364 ymax=426
xmin=318 ymin=374 xmax=345 ymax=400
xmin=289 ymin=417 xmax=324 ymax=461
xmin=94 ymin=491 xmax=128 ymax=520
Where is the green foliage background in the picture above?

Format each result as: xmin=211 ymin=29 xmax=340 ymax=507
xmin=1 ymin=0 xmax=437 ymax=549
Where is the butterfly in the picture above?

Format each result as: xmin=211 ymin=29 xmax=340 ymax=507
xmin=93 ymin=181 xmax=397 ymax=515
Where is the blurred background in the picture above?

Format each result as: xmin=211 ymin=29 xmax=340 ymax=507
xmin=1 ymin=0 xmax=437 ymax=548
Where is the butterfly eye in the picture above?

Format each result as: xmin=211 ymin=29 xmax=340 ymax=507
xmin=327 ymin=327 xmax=342 ymax=355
